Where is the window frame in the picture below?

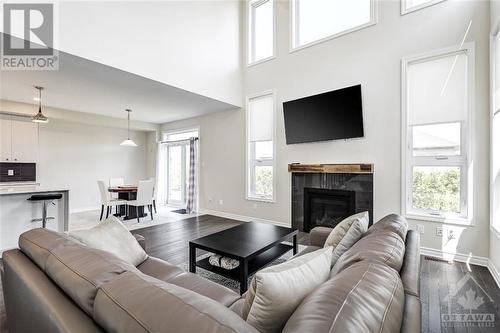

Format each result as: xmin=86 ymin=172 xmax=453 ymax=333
xmin=491 ymin=31 xmax=500 ymax=236
xmin=247 ymin=0 xmax=276 ymax=66
xmin=401 ymin=43 xmax=475 ymax=225
xmin=246 ymin=91 xmax=276 ymax=202
xmin=401 ymin=0 xmax=446 ymax=16
xmin=161 ymin=127 xmax=200 ymax=208
xmin=290 ymin=0 xmax=378 ymax=53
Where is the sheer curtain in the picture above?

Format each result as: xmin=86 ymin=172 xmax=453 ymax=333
xmin=186 ymin=138 xmax=198 ymax=213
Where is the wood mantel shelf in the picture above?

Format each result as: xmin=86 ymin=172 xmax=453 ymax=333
xmin=288 ymin=163 xmax=374 ymax=174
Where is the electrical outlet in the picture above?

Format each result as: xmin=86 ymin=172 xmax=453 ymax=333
xmin=436 ymin=227 xmax=443 ymax=237
xmin=7 ymin=169 xmax=14 ymax=176
xmin=218 ymin=199 xmax=224 ymax=205
xmin=208 ymin=197 xmax=213 ymax=203
xmin=448 ymin=230 xmax=455 ymax=240
xmin=416 ymin=225 xmax=424 ymax=234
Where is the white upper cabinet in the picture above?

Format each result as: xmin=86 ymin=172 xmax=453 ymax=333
xmin=0 ymin=115 xmax=39 ymax=163
xmin=0 ymin=117 xmax=13 ymax=162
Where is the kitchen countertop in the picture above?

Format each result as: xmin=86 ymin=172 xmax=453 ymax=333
xmin=0 ymin=185 xmax=69 ymax=195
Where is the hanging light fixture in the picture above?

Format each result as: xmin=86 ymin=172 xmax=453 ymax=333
xmin=120 ymin=109 xmax=137 ymax=147
xmin=32 ymin=86 xmax=49 ymax=123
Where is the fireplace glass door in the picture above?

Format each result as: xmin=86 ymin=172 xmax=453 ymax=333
xmin=303 ymin=188 xmax=356 ymax=232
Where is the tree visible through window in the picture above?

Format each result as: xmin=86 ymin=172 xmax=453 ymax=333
xmin=403 ymin=45 xmax=472 ymax=221
xmin=247 ymin=93 xmax=275 ymax=201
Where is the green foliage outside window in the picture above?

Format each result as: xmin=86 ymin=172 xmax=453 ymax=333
xmin=255 ymin=166 xmax=273 ymax=198
xmin=412 ymin=167 xmax=461 ymax=213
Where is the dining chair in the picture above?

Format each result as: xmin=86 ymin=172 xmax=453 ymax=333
xmin=109 ymin=178 xmax=124 ymax=200
xmin=149 ymin=177 xmax=157 ymax=214
xmin=97 ymin=180 xmax=127 ymax=221
xmin=126 ymin=180 xmax=155 ymax=223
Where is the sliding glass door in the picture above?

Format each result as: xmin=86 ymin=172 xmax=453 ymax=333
xmin=162 ymin=129 xmax=199 ymax=207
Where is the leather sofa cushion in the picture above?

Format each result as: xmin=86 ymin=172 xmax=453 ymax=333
xmin=400 ymin=230 xmax=421 ymax=297
xmin=308 ymin=226 xmax=332 ymax=247
xmin=137 ymin=257 xmax=184 ymax=281
xmin=283 ymin=262 xmax=404 ymax=333
xmin=365 ymin=214 xmax=408 ymax=241
xmin=331 ymin=229 xmax=406 ymax=276
xmin=168 ymin=272 xmax=241 ymax=307
xmin=19 ymin=228 xmax=74 ymax=270
xmin=401 ymin=294 xmax=421 ymax=333
xmin=19 ymin=228 xmax=138 ymax=316
xmin=93 ymin=271 xmax=260 ymax=333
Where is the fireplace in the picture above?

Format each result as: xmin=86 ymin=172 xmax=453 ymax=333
xmin=303 ymin=188 xmax=356 ymax=232
xmin=290 ymin=164 xmax=373 ymax=232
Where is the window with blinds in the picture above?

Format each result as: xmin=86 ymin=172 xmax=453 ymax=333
xmin=402 ymin=46 xmax=473 ymax=222
xmin=247 ymin=92 xmax=275 ymax=201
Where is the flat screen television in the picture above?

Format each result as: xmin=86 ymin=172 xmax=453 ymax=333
xmin=283 ymin=84 xmax=364 ymax=144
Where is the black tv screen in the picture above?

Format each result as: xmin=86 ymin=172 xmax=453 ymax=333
xmin=283 ymin=85 xmax=364 ymax=144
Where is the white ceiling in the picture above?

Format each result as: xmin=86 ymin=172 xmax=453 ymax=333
xmin=0 ymin=48 xmax=239 ymax=124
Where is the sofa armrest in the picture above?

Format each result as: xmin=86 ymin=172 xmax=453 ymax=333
xmin=134 ymin=234 xmax=146 ymax=250
xmin=309 ymin=227 xmax=332 ymax=247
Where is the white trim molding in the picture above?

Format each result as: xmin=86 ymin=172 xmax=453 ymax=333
xmin=199 ymin=208 xmax=289 ymax=228
xmin=488 ymin=260 xmax=500 ymax=289
xmin=289 ymin=0 xmax=378 ymax=53
xmin=420 ymin=246 xmax=489 ymax=267
xmin=401 ymin=0 xmax=446 ymax=16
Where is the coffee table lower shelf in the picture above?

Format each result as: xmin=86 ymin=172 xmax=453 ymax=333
xmin=195 ymin=243 xmax=293 ymax=281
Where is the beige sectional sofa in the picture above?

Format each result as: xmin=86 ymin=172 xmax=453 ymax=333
xmin=1 ymin=214 xmax=420 ymax=333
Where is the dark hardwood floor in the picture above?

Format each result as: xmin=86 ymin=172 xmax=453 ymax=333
xmin=1 ymin=214 xmax=500 ymax=333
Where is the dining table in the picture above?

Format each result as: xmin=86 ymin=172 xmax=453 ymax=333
xmin=108 ymin=185 xmax=147 ymax=220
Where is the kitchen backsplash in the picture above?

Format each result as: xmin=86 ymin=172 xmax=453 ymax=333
xmin=0 ymin=163 xmax=36 ymax=182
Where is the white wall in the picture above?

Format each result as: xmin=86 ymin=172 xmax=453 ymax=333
xmin=38 ymin=120 xmax=148 ymax=212
xmin=57 ymin=1 xmax=242 ymax=107
xmin=162 ymin=0 xmax=491 ymax=259
xmin=1 ymin=101 xmax=155 ymax=212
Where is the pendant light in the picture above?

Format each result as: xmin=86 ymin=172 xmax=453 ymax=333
xmin=120 ymin=109 xmax=138 ymax=147
xmin=32 ymin=86 xmax=49 ymax=123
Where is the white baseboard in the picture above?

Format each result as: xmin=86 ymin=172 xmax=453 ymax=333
xmin=199 ymin=209 xmax=290 ymax=228
xmin=488 ymin=260 xmax=500 ymax=289
xmin=420 ymin=246 xmax=489 ymax=267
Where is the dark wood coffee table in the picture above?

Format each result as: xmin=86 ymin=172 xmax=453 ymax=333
xmin=189 ymin=222 xmax=298 ymax=295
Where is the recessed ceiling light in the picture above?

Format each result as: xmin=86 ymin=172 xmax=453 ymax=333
xmin=33 ymin=97 xmax=40 ymax=101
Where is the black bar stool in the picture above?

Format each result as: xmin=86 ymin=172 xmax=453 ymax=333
xmin=27 ymin=193 xmax=63 ymax=228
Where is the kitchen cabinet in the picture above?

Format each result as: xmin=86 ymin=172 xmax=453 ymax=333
xmin=0 ymin=115 xmax=39 ymax=163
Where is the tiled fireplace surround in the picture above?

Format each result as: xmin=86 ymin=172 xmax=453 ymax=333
xmin=290 ymin=164 xmax=374 ymax=232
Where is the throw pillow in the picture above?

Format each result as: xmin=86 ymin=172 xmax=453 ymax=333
xmin=323 ymin=211 xmax=369 ymax=266
xmin=241 ymin=246 xmax=332 ymax=333
xmin=69 ymin=216 xmax=148 ymax=266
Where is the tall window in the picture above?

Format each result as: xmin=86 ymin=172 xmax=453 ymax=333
xmin=248 ymin=0 xmax=274 ymax=65
xmin=492 ymin=33 xmax=500 ymax=233
xmin=402 ymin=45 xmax=473 ymax=223
xmin=247 ymin=92 xmax=275 ymax=201
xmin=291 ymin=0 xmax=376 ymax=51
xmin=401 ymin=0 xmax=446 ymax=15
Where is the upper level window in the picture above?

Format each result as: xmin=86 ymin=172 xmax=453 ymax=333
xmin=291 ymin=0 xmax=376 ymax=51
xmin=402 ymin=45 xmax=473 ymax=224
xmin=401 ymin=0 xmax=446 ymax=15
xmin=247 ymin=92 xmax=275 ymax=201
xmin=248 ymin=0 xmax=274 ymax=65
